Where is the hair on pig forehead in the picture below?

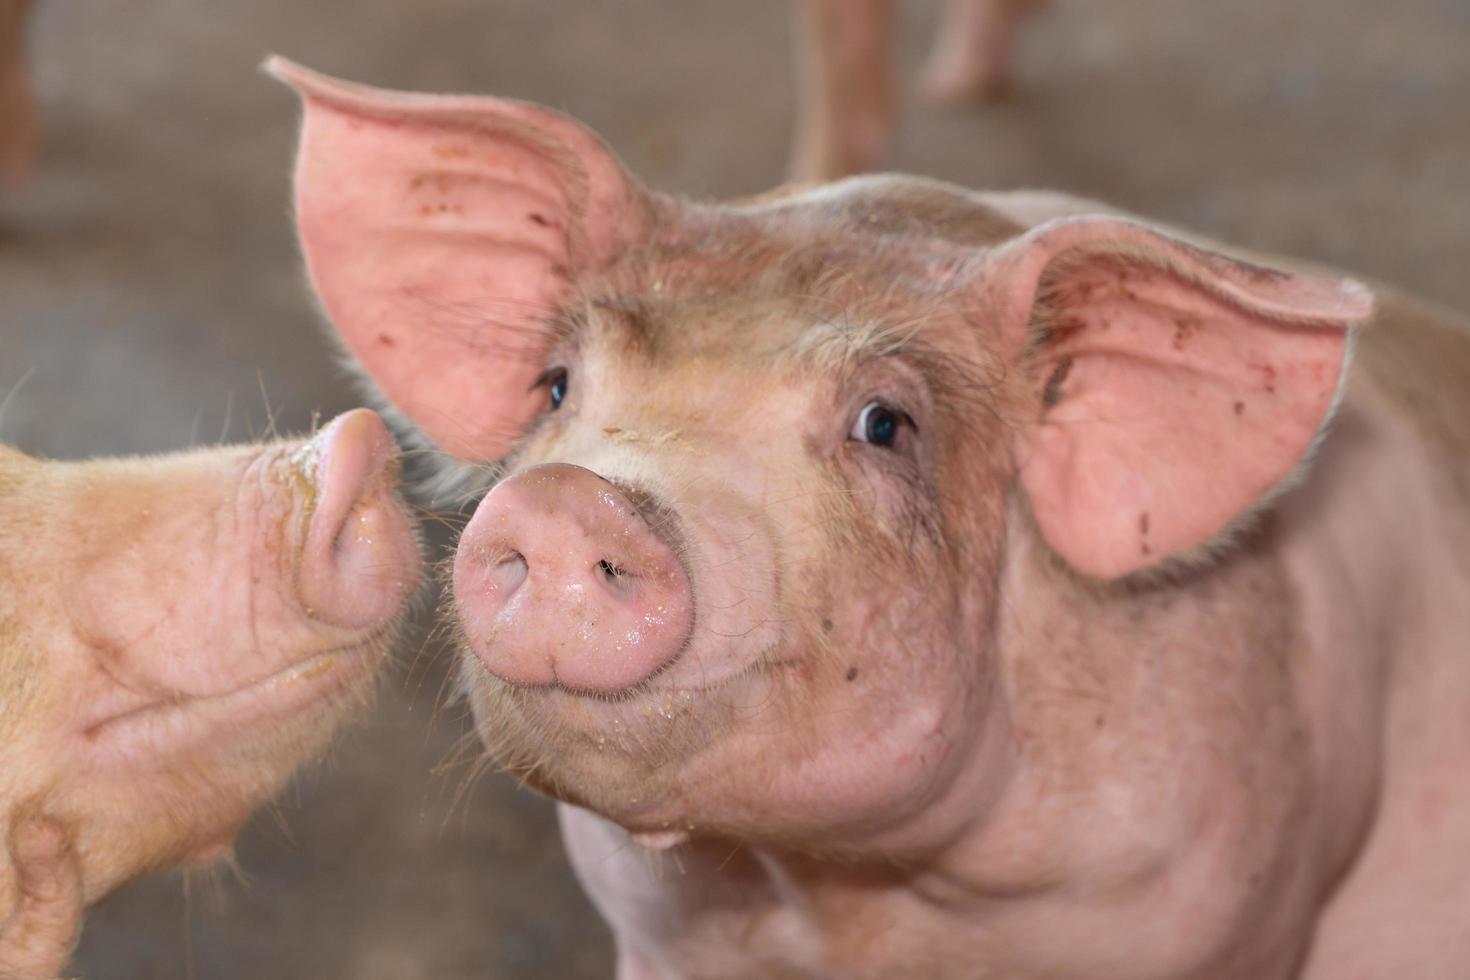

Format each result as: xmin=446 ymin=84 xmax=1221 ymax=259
xmin=570 ymin=244 xmax=1004 ymax=385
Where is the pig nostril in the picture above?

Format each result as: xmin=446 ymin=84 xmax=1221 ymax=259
xmin=487 ymin=550 xmax=529 ymax=594
xmin=596 ymin=558 xmax=640 ymax=596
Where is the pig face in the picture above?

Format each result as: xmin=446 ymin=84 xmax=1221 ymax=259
xmin=271 ymin=61 xmax=1368 ymax=853
xmin=448 ymin=276 xmax=1018 ymax=848
xmin=0 ymin=410 xmax=421 ymax=916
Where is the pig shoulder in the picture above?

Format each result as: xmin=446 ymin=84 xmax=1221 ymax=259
xmin=1286 ymin=290 xmax=1470 ymax=976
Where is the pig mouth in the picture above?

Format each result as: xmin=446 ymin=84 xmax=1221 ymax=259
xmin=464 ymin=638 xmax=788 ymax=772
xmin=80 ymin=641 xmax=380 ymax=762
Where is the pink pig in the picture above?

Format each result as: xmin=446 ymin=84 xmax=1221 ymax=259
xmin=0 ymin=409 xmax=420 ymax=977
xmin=792 ymin=0 xmax=1047 ymax=180
xmin=272 ymin=58 xmax=1470 ymax=980
xmin=0 ymin=0 xmax=37 ymax=190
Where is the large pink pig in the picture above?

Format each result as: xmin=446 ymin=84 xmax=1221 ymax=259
xmin=271 ymin=59 xmax=1470 ymax=980
xmin=0 ymin=409 xmax=421 ymax=977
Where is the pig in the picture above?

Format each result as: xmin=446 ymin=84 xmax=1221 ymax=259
xmin=0 ymin=408 xmax=421 ymax=977
xmin=0 ymin=0 xmax=36 ymax=191
xmin=792 ymin=0 xmax=1047 ymax=181
xmin=268 ymin=58 xmax=1470 ymax=980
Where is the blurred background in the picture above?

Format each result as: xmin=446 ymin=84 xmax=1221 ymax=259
xmin=1 ymin=0 xmax=1466 ymax=976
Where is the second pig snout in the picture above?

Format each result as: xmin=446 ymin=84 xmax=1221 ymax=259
xmin=299 ymin=408 xmax=421 ymax=631
xmin=453 ymin=463 xmax=694 ymax=694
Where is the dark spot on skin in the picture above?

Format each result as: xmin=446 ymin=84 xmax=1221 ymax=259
xmin=821 ymin=618 xmax=834 ymax=633
xmin=1172 ymin=316 xmax=1198 ymax=351
xmin=1042 ymin=356 xmax=1075 ymax=408
xmin=1040 ymin=315 xmax=1087 ymax=347
xmin=846 ymin=667 xmax=859 ymax=682
xmin=1095 ymin=714 xmax=1105 ymax=730
xmin=378 ymin=333 xmax=396 ymax=347
xmin=1139 ymin=511 xmax=1152 ymax=556
xmin=1234 ymin=400 xmax=1245 ymax=415
xmin=528 ymin=212 xmax=549 ymax=227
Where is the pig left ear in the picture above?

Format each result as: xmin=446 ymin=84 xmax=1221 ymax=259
xmin=988 ymin=216 xmax=1372 ymax=580
xmin=265 ymin=57 xmax=651 ymax=459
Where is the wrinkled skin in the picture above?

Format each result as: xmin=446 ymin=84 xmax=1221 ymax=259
xmin=0 ymin=409 xmax=421 ymax=977
xmin=791 ymin=0 xmax=1048 ymax=181
xmin=273 ymin=62 xmax=1470 ymax=979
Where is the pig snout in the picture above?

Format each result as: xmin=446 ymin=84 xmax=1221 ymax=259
xmin=453 ymin=463 xmax=694 ymax=693
xmin=298 ymin=408 xmax=419 ymax=631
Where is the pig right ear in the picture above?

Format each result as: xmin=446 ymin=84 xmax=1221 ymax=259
xmin=266 ymin=57 xmax=651 ymax=459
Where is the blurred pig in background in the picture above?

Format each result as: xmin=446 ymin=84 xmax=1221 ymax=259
xmin=0 ymin=0 xmax=36 ymax=191
xmin=0 ymin=410 xmax=420 ymax=977
xmin=2 ymin=0 xmax=1466 ymax=976
xmin=791 ymin=0 xmax=1047 ymax=180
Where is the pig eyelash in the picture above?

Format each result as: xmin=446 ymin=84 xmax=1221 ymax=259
xmin=532 ymin=366 xmax=571 ymax=411
xmin=849 ymin=400 xmax=917 ymax=448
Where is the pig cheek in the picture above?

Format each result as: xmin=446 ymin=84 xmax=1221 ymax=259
xmin=793 ymin=566 xmax=984 ymax=820
xmin=841 ymin=592 xmax=966 ymax=730
xmin=59 ymin=489 xmax=251 ymax=696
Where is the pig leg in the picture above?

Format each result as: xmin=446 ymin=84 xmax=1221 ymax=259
xmin=0 ymin=0 xmax=37 ymax=191
xmin=919 ymin=0 xmax=1045 ymax=104
xmin=0 ymin=819 xmax=82 ymax=980
xmin=788 ymin=0 xmax=894 ymax=182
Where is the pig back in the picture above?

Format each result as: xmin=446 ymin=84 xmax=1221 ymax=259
xmin=1349 ymin=291 xmax=1470 ymax=494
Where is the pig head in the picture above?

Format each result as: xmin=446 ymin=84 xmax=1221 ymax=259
xmin=271 ymin=59 xmax=1376 ymax=976
xmin=0 ymin=410 xmax=420 ymax=974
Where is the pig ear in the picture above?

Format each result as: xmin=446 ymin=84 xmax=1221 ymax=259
xmin=265 ymin=57 xmax=651 ymax=459
xmin=989 ymin=216 xmax=1372 ymax=580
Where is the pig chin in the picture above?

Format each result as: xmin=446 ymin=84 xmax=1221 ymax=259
xmin=462 ymin=647 xmax=770 ymax=822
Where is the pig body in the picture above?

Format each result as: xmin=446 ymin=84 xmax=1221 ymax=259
xmin=272 ymin=62 xmax=1470 ymax=979
xmin=0 ymin=409 xmax=421 ymax=977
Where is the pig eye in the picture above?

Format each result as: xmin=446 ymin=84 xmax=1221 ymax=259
xmin=850 ymin=401 xmax=912 ymax=448
xmin=541 ymin=368 xmax=569 ymax=411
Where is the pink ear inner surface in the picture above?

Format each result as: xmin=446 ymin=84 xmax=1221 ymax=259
xmin=991 ymin=217 xmax=1372 ymax=579
xmin=266 ymin=57 xmax=647 ymax=460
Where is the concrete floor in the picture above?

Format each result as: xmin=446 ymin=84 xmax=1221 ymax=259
xmin=1 ymin=0 xmax=1466 ymax=976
